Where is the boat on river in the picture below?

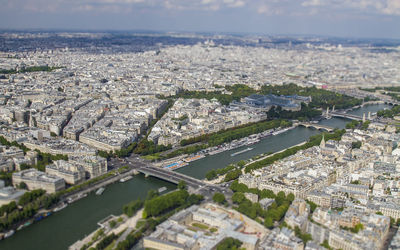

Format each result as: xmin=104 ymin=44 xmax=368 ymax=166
xmin=119 ymin=176 xmax=133 ymax=183
xmin=231 ymin=147 xmax=253 ymax=157
xmin=53 ymin=202 xmax=68 ymax=212
xmin=4 ymin=230 xmax=14 ymax=239
xmin=67 ymin=193 xmax=88 ymax=204
xmin=96 ymin=187 xmax=105 ymax=195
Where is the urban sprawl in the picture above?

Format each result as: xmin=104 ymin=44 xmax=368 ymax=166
xmin=1 ymin=33 xmax=400 ymax=250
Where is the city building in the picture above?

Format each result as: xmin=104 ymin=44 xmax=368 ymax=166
xmin=12 ymin=168 xmax=65 ymax=193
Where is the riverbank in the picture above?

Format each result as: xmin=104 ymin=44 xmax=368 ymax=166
xmin=70 ymin=208 xmax=144 ymax=250
xmin=203 ymin=140 xmax=308 ymax=185
xmin=155 ymin=125 xmax=296 ymax=172
xmin=244 ymin=140 xmax=307 ymax=167
xmin=0 ymin=167 xmax=140 ymax=242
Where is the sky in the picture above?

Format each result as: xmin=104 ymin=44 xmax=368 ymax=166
xmin=1 ymin=0 xmax=400 ymax=39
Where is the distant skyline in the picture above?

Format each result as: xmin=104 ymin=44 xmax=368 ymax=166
xmin=1 ymin=0 xmax=400 ymax=39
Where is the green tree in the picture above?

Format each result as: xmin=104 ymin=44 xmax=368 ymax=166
xmin=216 ymin=237 xmax=242 ymax=250
xmin=177 ymin=180 xmax=187 ymax=190
xmin=237 ymin=160 xmax=246 ymax=167
xmin=351 ymin=141 xmax=362 ymax=149
xmin=212 ymin=193 xmax=226 ymax=204
xmin=144 ymin=190 xmax=189 ymax=218
xmin=275 ymin=191 xmax=286 ymax=206
xmin=109 ymin=220 xmax=117 ymax=228
xmin=230 ymin=180 xmax=248 ymax=193
xmin=264 ymin=217 xmax=274 ymax=229
xmin=287 ymin=193 xmax=295 ymax=202
xmin=224 ymin=169 xmax=242 ymax=182
xmin=146 ymin=189 xmax=159 ymax=200
xmin=259 ymin=189 xmax=276 ymax=199
xmin=295 ymin=226 xmax=312 ymax=244
xmin=306 ymin=200 xmax=318 ymax=213
xmin=232 ymin=192 xmax=246 ymax=204
xmin=122 ymin=199 xmax=144 ymax=217
xmin=18 ymin=182 xmax=28 ymax=190
xmin=205 ymin=170 xmax=218 ymax=180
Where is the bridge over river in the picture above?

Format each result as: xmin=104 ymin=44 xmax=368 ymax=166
xmin=133 ymin=164 xmax=227 ymax=198
xmin=137 ymin=165 xmax=206 ymax=189
xmin=297 ymin=122 xmax=335 ymax=132
xmin=330 ymin=111 xmax=376 ymax=121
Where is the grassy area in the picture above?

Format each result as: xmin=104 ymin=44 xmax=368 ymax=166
xmin=142 ymin=153 xmax=163 ymax=161
xmin=192 ymin=222 xmax=209 ymax=230
xmin=135 ymin=219 xmax=146 ymax=229
xmin=210 ymin=228 xmax=218 ymax=233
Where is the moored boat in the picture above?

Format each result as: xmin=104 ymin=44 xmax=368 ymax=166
xmin=53 ymin=202 xmax=68 ymax=212
xmin=4 ymin=230 xmax=14 ymax=238
xmin=95 ymin=187 xmax=105 ymax=195
xmin=231 ymin=147 xmax=253 ymax=157
xmin=67 ymin=193 xmax=88 ymax=204
xmin=119 ymin=176 xmax=133 ymax=183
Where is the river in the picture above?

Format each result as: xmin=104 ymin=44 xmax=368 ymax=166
xmin=0 ymin=104 xmax=391 ymax=250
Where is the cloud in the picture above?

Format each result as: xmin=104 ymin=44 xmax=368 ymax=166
xmin=0 ymin=0 xmax=251 ymax=14
xmin=2 ymin=0 xmax=400 ymax=18
xmin=300 ymin=0 xmax=400 ymax=16
xmin=301 ymin=0 xmax=324 ymax=7
xmin=223 ymin=0 xmax=246 ymax=8
xmin=254 ymin=1 xmax=287 ymax=16
xmin=379 ymin=0 xmax=400 ymax=15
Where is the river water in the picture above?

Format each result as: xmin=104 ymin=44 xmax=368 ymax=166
xmin=0 ymin=104 xmax=391 ymax=250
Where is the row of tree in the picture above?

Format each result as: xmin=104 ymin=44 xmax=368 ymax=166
xmin=206 ymin=164 xmax=236 ymax=180
xmin=167 ymin=84 xmax=256 ymax=106
xmin=0 ymin=136 xmax=29 ymax=153
xmin=181 ymin=119 xmax=288 ymax=147
xmin=345 ymin=120 xmax=370 ymax=130
xmin=164 ymin=119 xmax=289 ymax=159
xmin=98 ymin=142 xmax=139 ymax=159
xmin=133 ymin=140 xmax=171 ymax=156
xmin=261 ymin=83 xmax=362 ymax=109
xmin=122 ymin=199 xmax=144 ymax=217
xmin=143 ymin=189 xmax=189 ymax=218
xmin=377 ymin=105 xmax=400 ymax=118
xmin=0 ymin=189 xmax=59 ymax=232
xmin=0 ymin=66 xmax=62 ymax=74
xmin=267 ymin=103 xmax=322 ymax=121
xmin=244 ymin=129 xmax=346 ymax=173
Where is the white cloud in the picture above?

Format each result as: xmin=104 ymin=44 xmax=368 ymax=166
xmin=256 ymin=3 xmax=283 ymax=15
xmin=302 ymin=0 xmax=324 ymax=7
xmin=379 ymin=0 xmax=400 ymax=15
xmin=300 ymin=0 xmax=400 ymax=16
xmin=202 ymin=0 xmax=215 ymax=4
xmin=3 ymin=0 xmax=400 ymax=17
xmin=257 ymin=4 xmax=270 ymax=14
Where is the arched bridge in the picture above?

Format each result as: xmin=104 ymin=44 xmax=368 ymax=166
xmin=330 ymin=111 xmax=376 ymax=121
xmin=298 ymin=123 xmax=335 ymax=132
xmin=136 ymin=165 xmax=206 ymax=189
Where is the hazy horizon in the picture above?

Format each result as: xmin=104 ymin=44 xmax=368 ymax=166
xmin=1 ymin=0 xmax=400 ymax=39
